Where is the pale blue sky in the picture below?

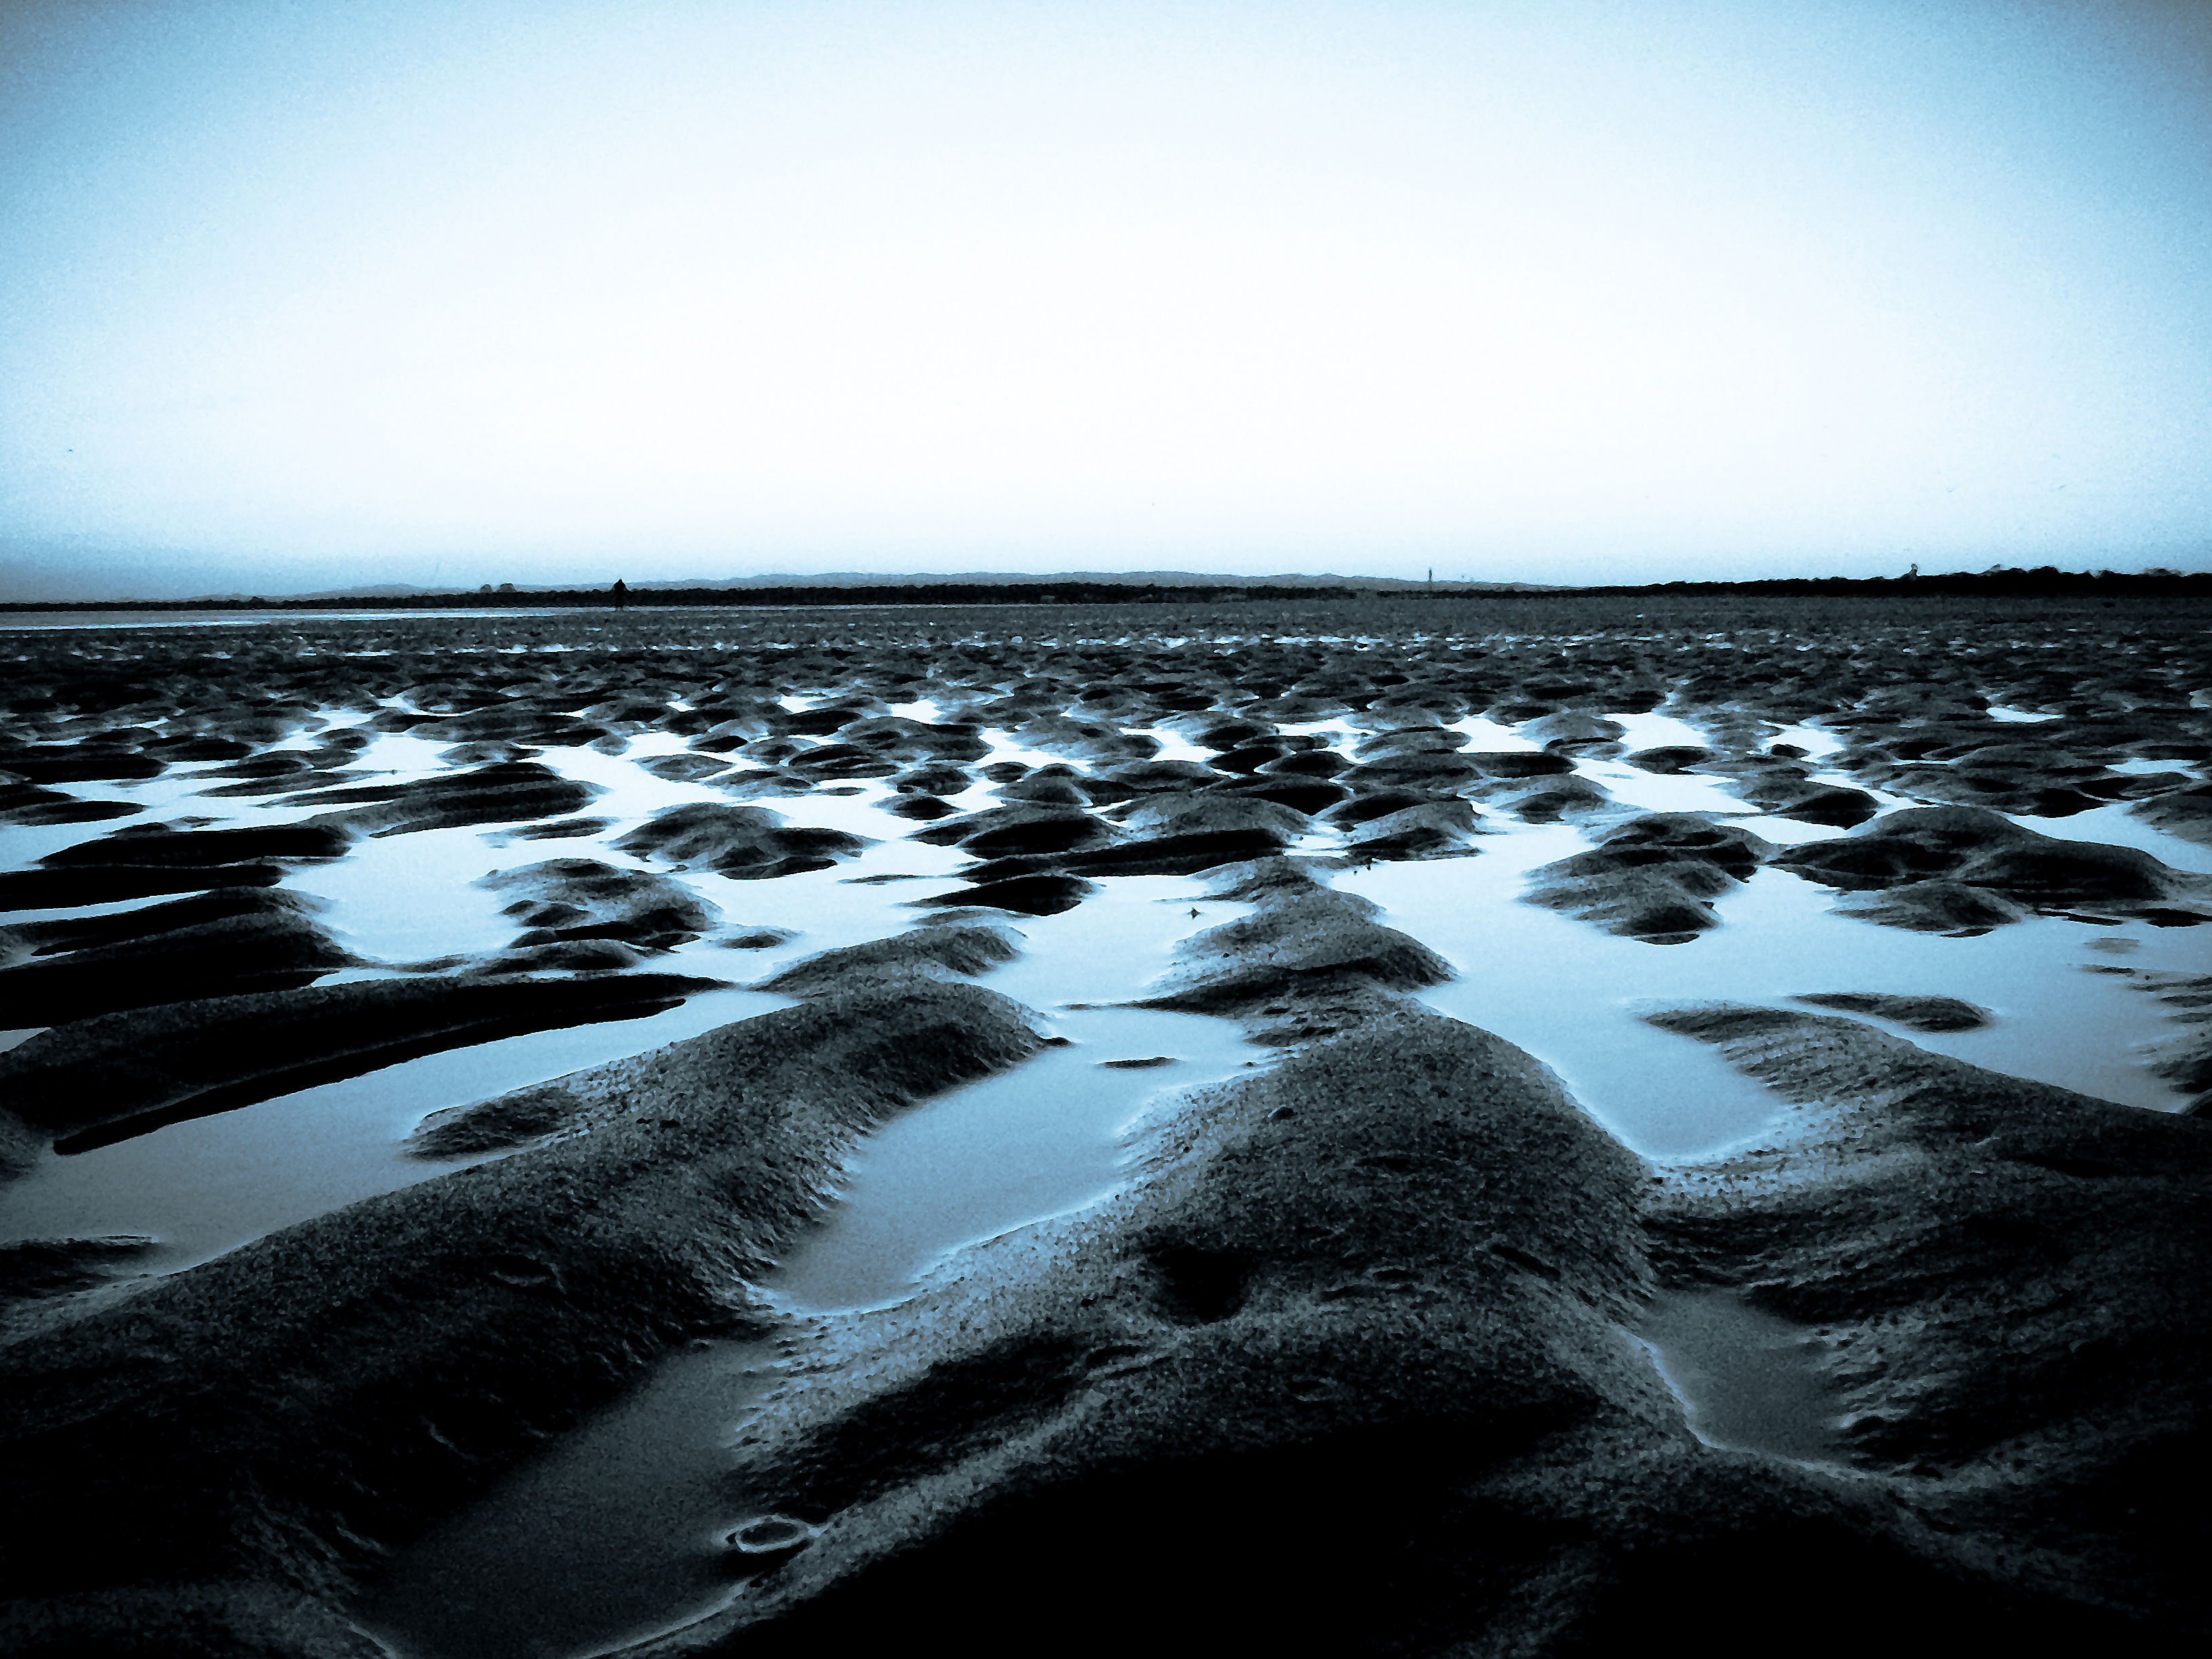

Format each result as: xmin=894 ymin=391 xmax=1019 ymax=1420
xmin=3 ymin=0 xmax=2208 ymax=598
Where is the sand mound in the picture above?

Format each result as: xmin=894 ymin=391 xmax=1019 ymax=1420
xmin=477 ymin=859 xmax=720 ymax=951
xmin=1525 ymin=814 xmax=1774 ymax=943
xmin=614 ymin=802 xmax=872 ymax=880
xmin=0 ymin=972 xmax=725 ymax=1158
xmin=1789 ymin=991 xmax=1992 ymax=1031
xmin=0 ymin=983 xmax=1048 ymax=1658
xmin=1134 ymin=886 xmax=1454 ymax=1019
xmin=1642 ymin=1002 xmax=2212 ymax=1634
xmin=1776 ymin=804 xmax=2210 ymax=923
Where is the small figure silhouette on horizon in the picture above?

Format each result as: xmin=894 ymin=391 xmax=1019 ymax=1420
xmin=610 ymin=579 xmax=628 ymax=609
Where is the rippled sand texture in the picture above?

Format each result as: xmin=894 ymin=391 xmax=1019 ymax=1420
xmin=1 ymin=594 xmax=2209 ymax=1657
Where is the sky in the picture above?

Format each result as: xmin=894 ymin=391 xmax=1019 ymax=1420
xmin=2 ymin=0 xmax=2209 ymax=600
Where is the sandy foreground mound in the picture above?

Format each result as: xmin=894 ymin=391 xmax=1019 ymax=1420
xmin=0 ymin=981 xmax=1048 ymax=1656
xmin=0 ymin=596 xmax=2207 ymax=1654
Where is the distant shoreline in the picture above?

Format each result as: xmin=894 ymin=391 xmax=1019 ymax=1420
xmin=4 ymin=567 xmax=2209 ymax=612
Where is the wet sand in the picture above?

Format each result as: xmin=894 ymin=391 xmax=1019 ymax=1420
xmin=1 ymin=594 xmax=2207 ymax=1655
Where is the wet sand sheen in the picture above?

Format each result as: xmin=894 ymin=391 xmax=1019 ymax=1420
xmin=1635 ymin=1290 xmax=1844 ymax=1461
xmin=352 ymin=1338 xmax=783 ymax=1659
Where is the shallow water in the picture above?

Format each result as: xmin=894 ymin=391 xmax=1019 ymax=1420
xmin=1612 ymin=710 xmax=1723 ymax=752
xmin=1355 ymin=821 xmax=2196 ymax=1161
xmin=5 ymin=688 xmax=2199 ymax=1256
xmin=0 ymin=725 xmax=986 ymax=1259
xmin=0 ymin=981 xmax=789 ymax=1267
xmin=2013 ymin=801 xmax=2212 ymax=872
xmin=765 ymin=1003 xmax=1255 ymax=1313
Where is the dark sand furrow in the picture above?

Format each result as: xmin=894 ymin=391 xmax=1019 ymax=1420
xmin=0 ymin=973 xmax=729 ymax=1157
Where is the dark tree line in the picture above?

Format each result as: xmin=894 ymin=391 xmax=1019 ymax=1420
xmin=1572 ymin=566 xmax=2212 ymax=598
xmin=4 ymin=566 xmax=2207 ymax=614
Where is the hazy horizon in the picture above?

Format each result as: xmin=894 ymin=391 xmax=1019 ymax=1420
xmin=5 ymin=0 xmax=2209 ymax=603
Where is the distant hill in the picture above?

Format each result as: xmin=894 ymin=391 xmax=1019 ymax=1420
xmin=175 ymin=582 xmax=440 ymax=603
xmin=268 ymin=571 xmax=1561 ymax=601
xmin=28 ymin=565 xmax=2200 ymax=615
